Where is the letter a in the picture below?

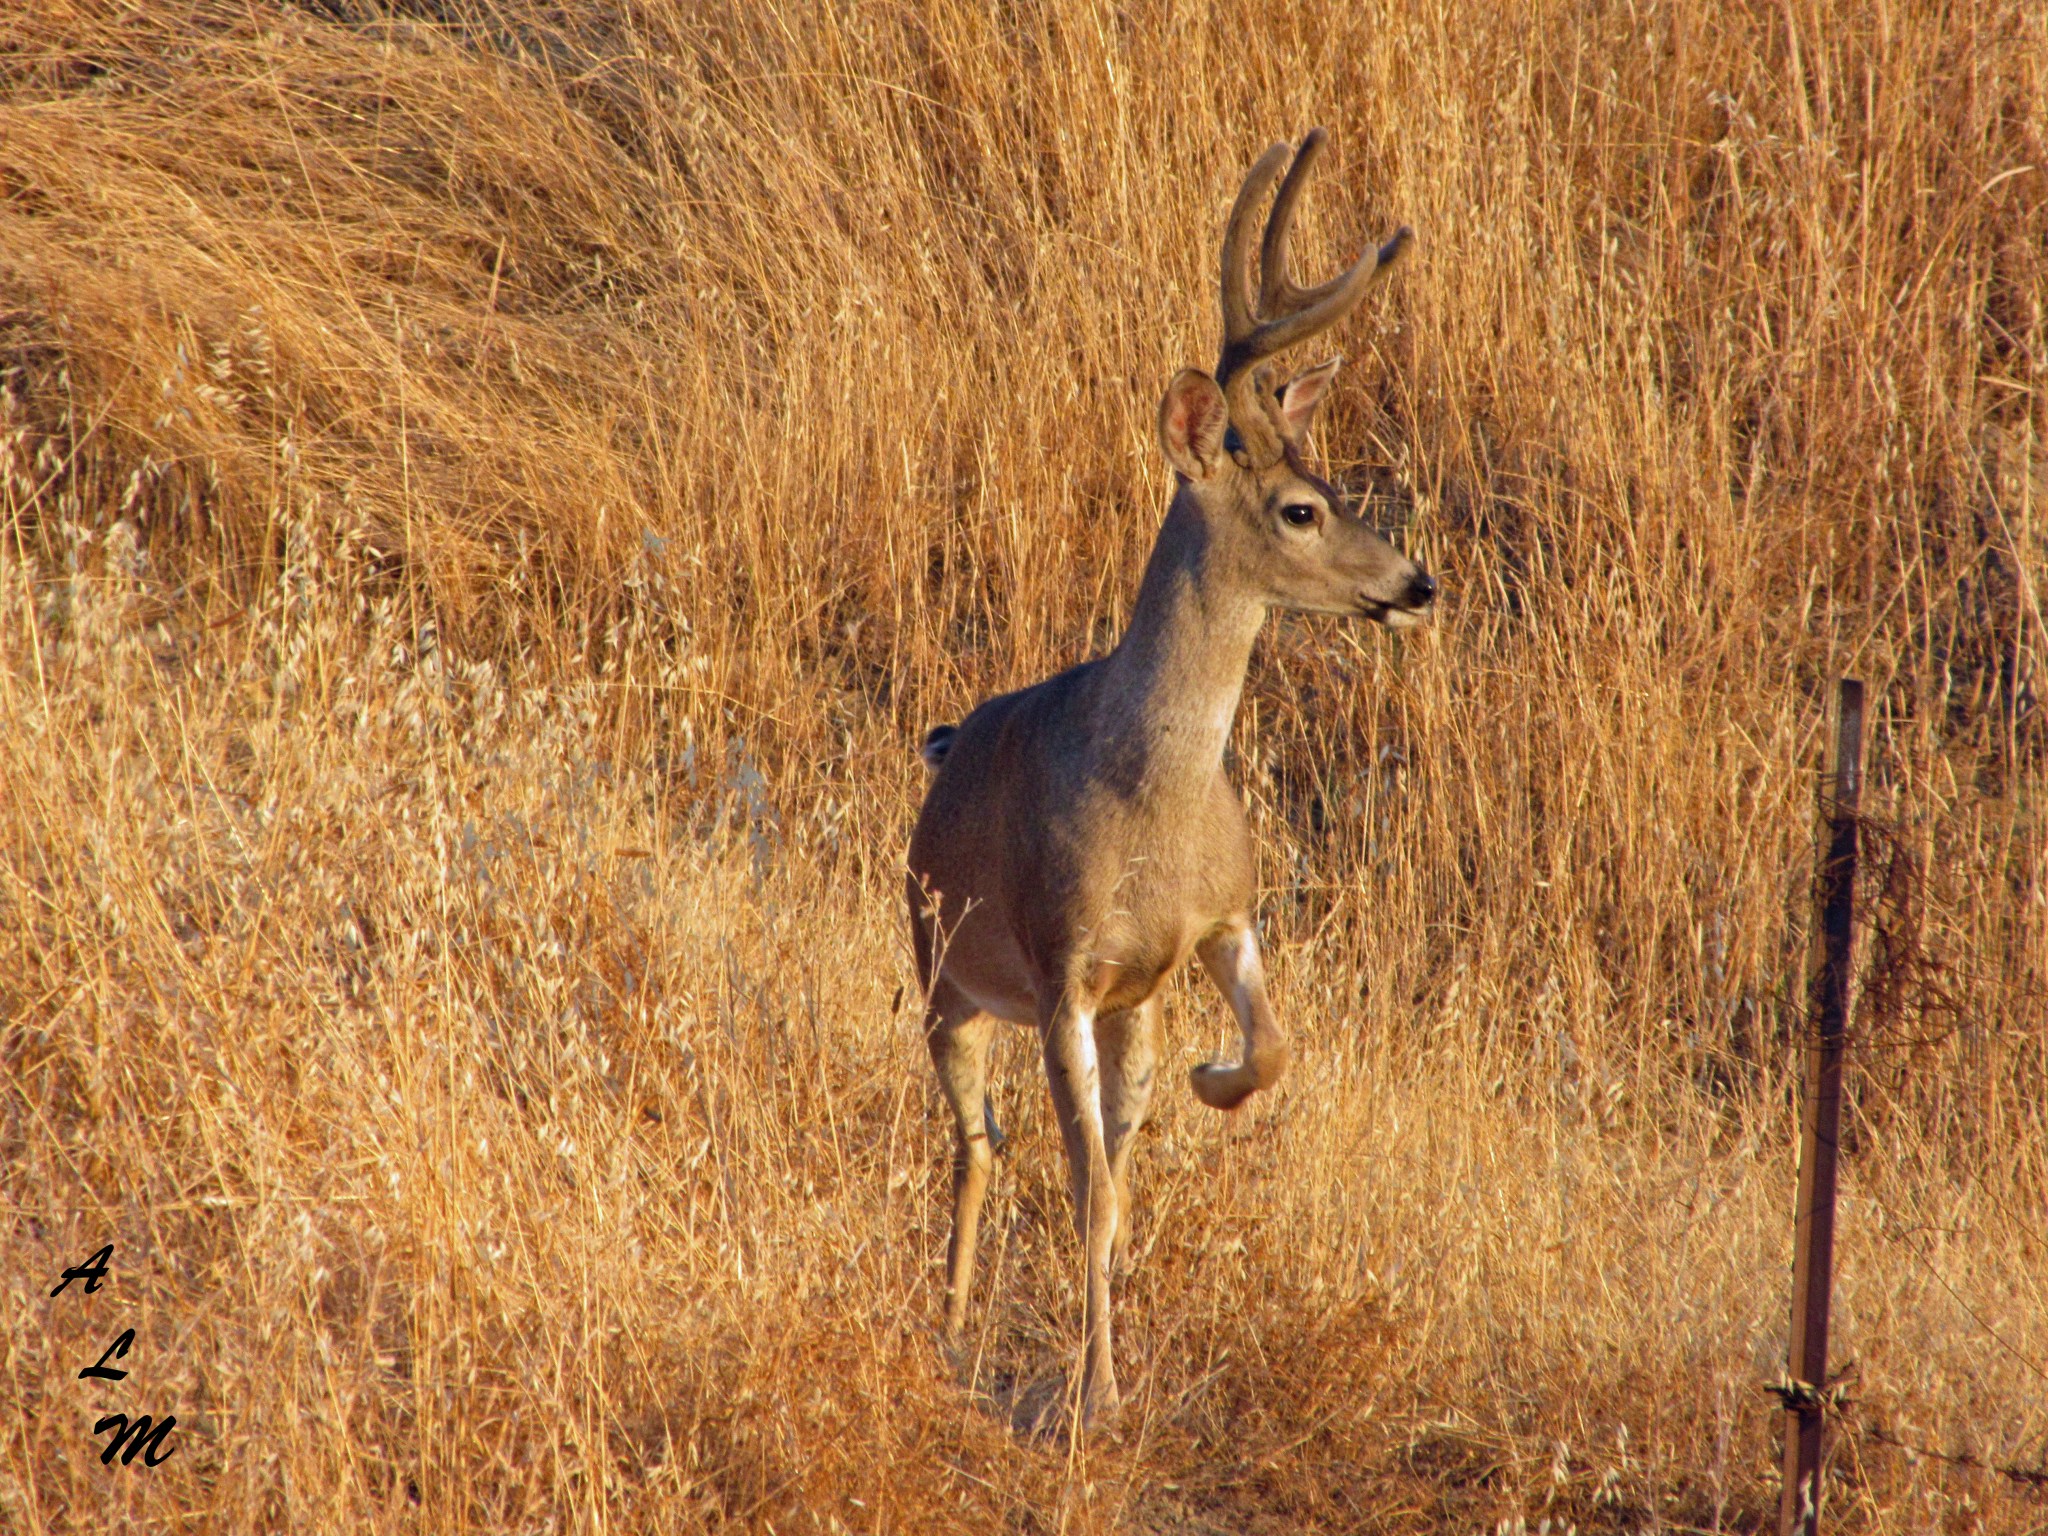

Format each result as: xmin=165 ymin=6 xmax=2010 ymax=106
xmin=50 ymin=1245 xmax=113 ymax=1298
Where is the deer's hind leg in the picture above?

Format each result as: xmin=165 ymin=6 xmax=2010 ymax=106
xmin=1096 ymin=997 xmax=1161 ymax=1273
xmin=924 ymin=980 xmax=997 ymax=1341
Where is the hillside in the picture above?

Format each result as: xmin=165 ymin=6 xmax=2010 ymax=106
xmin=2 ymin=1 xmax=2043 ymax=1530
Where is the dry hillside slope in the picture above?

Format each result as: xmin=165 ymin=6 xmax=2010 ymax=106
xmin=2 ymin=1 xmax=2044 ymax=1530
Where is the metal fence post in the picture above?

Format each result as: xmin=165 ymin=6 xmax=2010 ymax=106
xmin=1780 ymin=678 xmax=1864 ymax=1536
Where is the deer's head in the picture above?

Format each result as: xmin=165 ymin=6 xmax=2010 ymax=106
xmin=1157 ymin=131 xmax=1437 ymax=629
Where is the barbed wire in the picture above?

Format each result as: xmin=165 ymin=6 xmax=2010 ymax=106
xmin=1764 ymin=1371 xmax=2048 ymax=1493
xmin=1861 ymin=1421 xmax=2048 ymax=1492
xmin=1868 ymin=1202 xmax=2048 ymax=1388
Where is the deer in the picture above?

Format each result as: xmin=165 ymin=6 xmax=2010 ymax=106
xmin=905 ymin=128 xmax=1437 ymax=1430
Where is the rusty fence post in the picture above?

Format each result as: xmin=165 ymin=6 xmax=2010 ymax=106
xmin=1779 ymin=678 xmax=1865 ymax=1536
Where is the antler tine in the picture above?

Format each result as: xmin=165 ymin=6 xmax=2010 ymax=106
xmin=1247 ymin=224 xmax=1413 ymax=366
xmin=1258 ymin=128 xmax=1337 ymax=316
xmin=1217 ymin=142 xmax=1294 ymax=362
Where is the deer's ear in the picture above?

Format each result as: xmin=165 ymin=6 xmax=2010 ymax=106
xmin=1158 ymin=369 xmax=1229 ymax=480
xmin=1277 ymin=356 xmax=1343 ymax=443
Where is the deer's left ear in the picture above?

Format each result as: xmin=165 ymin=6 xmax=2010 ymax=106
xmin=1276 ymin=356 xmax=1343 ymax=443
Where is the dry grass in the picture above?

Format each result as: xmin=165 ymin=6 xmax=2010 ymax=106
xmin=2 ymin=0 xmax=2045 ymax=1529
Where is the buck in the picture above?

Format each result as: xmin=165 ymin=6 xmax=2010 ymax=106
xmin=906 ymin=129 xmax=1437 ymax=1429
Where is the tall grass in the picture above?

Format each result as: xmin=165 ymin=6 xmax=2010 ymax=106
xmin=2 ymin=0 xmax=2043 ymax=1529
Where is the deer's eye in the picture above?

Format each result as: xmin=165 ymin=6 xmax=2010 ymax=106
xmin=1280 ymin=502 xmax=1318 ymax=528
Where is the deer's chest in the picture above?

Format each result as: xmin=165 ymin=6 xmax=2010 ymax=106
xmin=1060 ymin=784 xmax=1252 ymax=1010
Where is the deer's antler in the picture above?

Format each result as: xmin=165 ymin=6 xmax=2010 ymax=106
xmin=1216 ymin=129 xmax=1411 ymax=464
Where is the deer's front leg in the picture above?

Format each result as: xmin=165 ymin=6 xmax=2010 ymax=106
xmin=1040 ymin=993 xmax=1121 ymax=1427
xmin=1190 ymin=921 xmax=1291 ymax=1110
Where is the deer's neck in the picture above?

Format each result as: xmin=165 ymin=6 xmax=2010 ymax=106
xmin=1091 ymin=494 xmax=1264 ymax=797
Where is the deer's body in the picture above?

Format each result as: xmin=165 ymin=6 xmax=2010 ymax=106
xmin=907 ymin=131 xmax=1438 ymax=1429
xmin=911 ymin=530 xmax=1263 ymax=1025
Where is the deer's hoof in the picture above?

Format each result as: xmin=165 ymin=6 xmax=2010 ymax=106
xmin=1080 ymin=1379 xmax=1123 ymax=1433
xmin=1190 ymin=1061 xmax=1256 ymax=1110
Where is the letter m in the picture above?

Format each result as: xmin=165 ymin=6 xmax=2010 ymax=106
xmin=94 ymin=1413 xmax=177 ymax=1467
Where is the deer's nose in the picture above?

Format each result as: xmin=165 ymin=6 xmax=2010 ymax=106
xmin=1405 ymin=571 xmax=1438 ymax=608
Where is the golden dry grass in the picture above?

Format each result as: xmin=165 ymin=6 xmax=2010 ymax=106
xmin=2 ymin=0 xmax=2045 ymax=1529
